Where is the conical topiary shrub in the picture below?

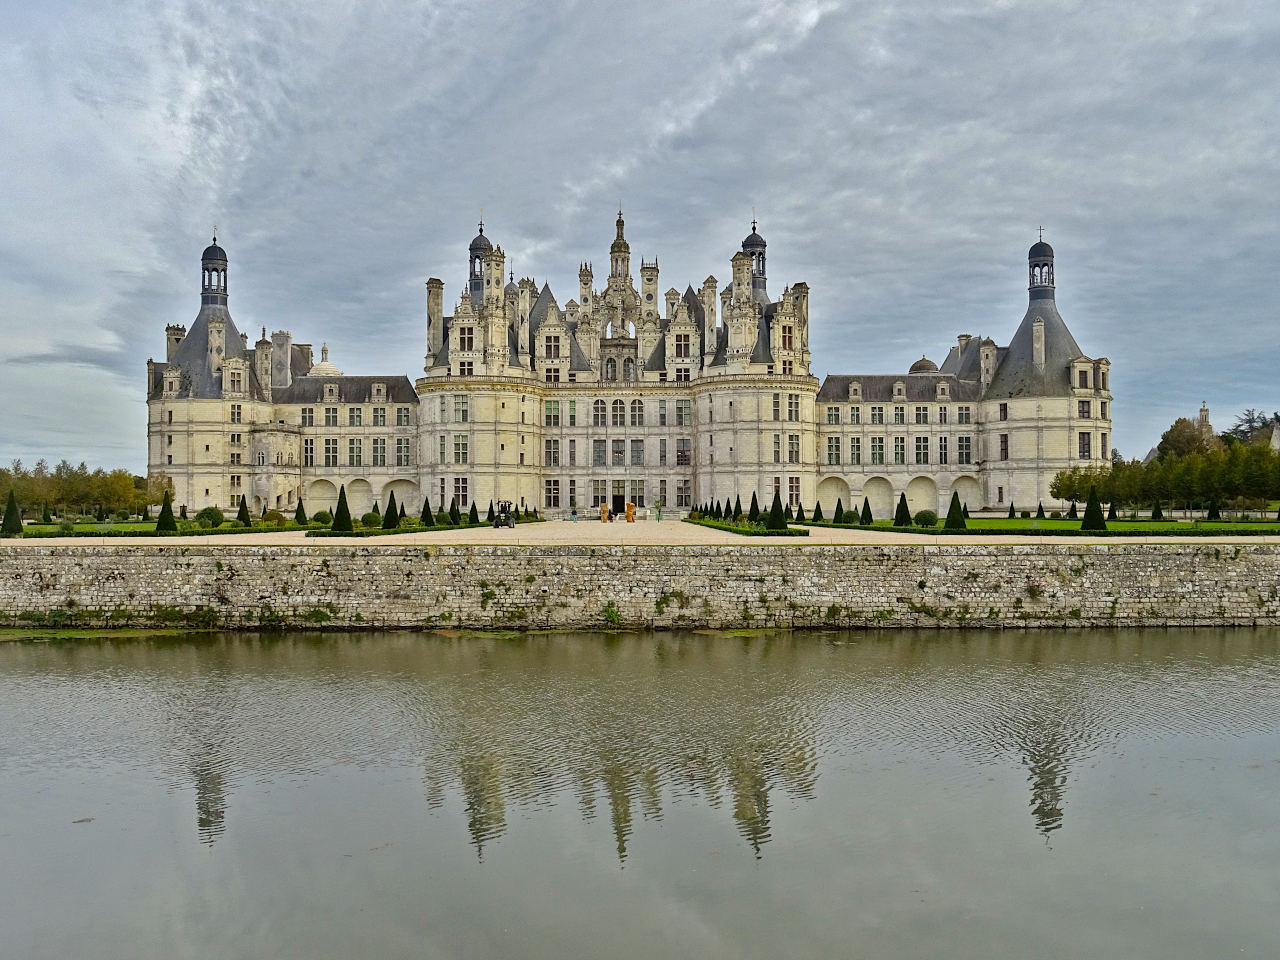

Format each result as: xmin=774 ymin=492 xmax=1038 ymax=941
xmin=261 ymin=502 xmax=268 ymax=520
xmin=766 ymin=491 xmax=787 ymax=530
xmin=469 ymin=502 xmax=480 ymax=525
xmin=784 ymin=503 xmax=793 ymax=520
xmin=155 ymin=489 xmax=178 ymax=533
xmin=370 ymin=501 xmax=382 ymax=524
xmin=713 ymin=501 xmax=723 ymax=520
xmin=399 ymin=503 xmax=406 ymax=521
xmin=962 ymin=504 xmax=970 ymax=519
xmin=41 ymin=503 xmax=52 ymax=524
xmin=295 ymin=499 xmax=308 ymax=525
xmin=3 ymin=489 xmax=23 ymax=537
xmin=833 ymin=498 xmax=845 ymax=524
xmin=1151 ymin=499 xmax=1164 ymax=521
xmin=382 ymin=491 xmax=399 ymax=529
xmin=748 ymin=492 xmax=760 ymax=524
xmin=1081 ymin=484 xmax=1107 ymax=532
xmin=487 ymin=501 xmax=495 ymax=523
xmin=944 ymin=491 xmax=966 ymax=530
xmin=795 ymin=502 xmax=806 ymax=522
xmin=1107 ymin=500 xmax=1117 ymax=521
xmin=1206 ymin=499 xmax=1221 ymax=521
xmin=893 ymin=493 xmax=912 ymax=527
xmin=1067 ymin=502 xmax=1078 ymax=520
xmin=420 ymin=496 xmax=435 ymax=526
xmin=860 ymin=497 xmax=873 ymax=526
xmin=237 ymin=496 xmax=251 ymax=525
xmin=332 ymin=485 xmax=353 ymax=532
xmin=449 ymin=497 xmax=461 ymax=525
xmin=180 ymin=505 xmax=188 ymax=520
xmin=812 ymin=501 xmax=824 ymax=522
xmin=1035 ymin=502 xmax=1045 ymax=519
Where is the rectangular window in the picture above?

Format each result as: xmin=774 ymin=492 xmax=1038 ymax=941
xmin=372 ymin=437 xmax=386 ymax=466
xmin=894 ymin=406 xmax=905 ymax=425
xmin=545 ymin=367 xmax=560 ymax=383
xmin=229 ymin=433 xmax=241 ymax=446
xmin=325 ymin=407 xmax=338 ymax=427
xmin=676 ymin=480 xmax=691 ymax=508
xmin=659 ymin=438 xmax=668 ymax=466
xmin=630 ymin=439 xmax=644 ymax=466
xmin=230 ymin=452 xmax=241 ymax=466
xmin=593 ymin=401 xmax=607 ymax=427
xmin=1079 ymin=432 xmax=1092 ymax=459
xmin=788 ymin=477 xmax=800 ymax=509
xmin=676 ymin=399 xmax=692 ymax=426
xmin=871 ymin=437 xmax=885 ymax=465
xmin=1101 ymin=433 xmax=1108 ymax=458
xmin=1000 ymin=434 xmax=1010 ymax=461
xmin=958 ymin=436 xmax=972 ymax=465
xmin=372 ymin=407 xmax=385 ymax=426
xmin=788 ymin=394 xmax=800 ymax=422
xmin=915 ymin=436 xmax=929 ymax=464
xmin=826 ymin=406 xmax=840 ymax=425
xmin=782 ymin=360 xmax=793 ymax=376
xmin=957 ymin=406 xmax=971 ymax=425
xmin=593 ymin=440 xmax=606 ymax=467
xmin=871 ymin=405 xmax=884 ymax=425
xmin=592 ymin=479 xmax=607 ymax=508
xmin=348 ymin=438 xmax=362 ymax=467
xmin=782 ymin=325 xmax=793 ymax=350
xmin=544 ymin=479 xmax=560 ymax=508
xmin=938 ymin=406 xmax=948 ymax=424
xmin=397 ymin=407 xmax=410 ymax=426
xmin=349 ymin=407 xmax=362 ymax=427
xmin=229 ymin=371 xmax=242 ymax=393
xmin=772 ymin=393 xmax=781 ymax=421
xmin=611 ymin=439 xmax=625 ymax=466
xmin=788 ymin=434 xmax=800 ymax=464
xmin=569 ymin=480 xmax=576 ymax=508
xmin=458 ymin=360 xmax=473 ymax=376
xmin=439 ymin=434 xmax=446 ymax=463
xmin=438 ymin=396 xmax=446 ymax=421
xmin=676 ymin=438 xmax=691 ymax=466
xmin=454 ymin=397 xmax=468 ymax=422
xmin=568 ymin=401 xmax=577 ymax=426
xmin=458 ymin=326 xmax=474 ymax=351
xmin=545 ymin=438 xmax=560 ymax=466
xmin=453 ymin=477 xmax=469 ymax=508
xmin=1100 ymin=401 xmax=1108 ymax=419
xmin=230 ymin=404 xmax=242 ymax=424
xmin=659 ymin=479 xmax=668 ymax=507
xmin=303 ymin=438 xmax=315 ymax=466
xmin=396 ymin=438 xmax=410 ymax=466
xmin=1078 ymin=370 xmax=1089 ymax=388
xmin=938 ymin=436 xmax=948 ymax=464
xmin=675 ymin=367 xmax=690 ymax=382
xmin=1078 ymin=400 xmax=1091 ymax=419
xmin=454 ymin=436 xmax=468 ymax=465
xmin=630 ymin=480 xmax=645 ymax=508
xmin=568 ymin=439 xmax=577 ymax=466
xmin=894 ymin=436 xmax=905 ymax=464
xmin=611 ymin=402 xmax=625 ymax=427
xmin=322 ymin=438 xmax=338 ymax=467
xmin=631 ymin=402 xmax=645 ymax=427
xmin=999 ymin=402 xmax=1008 ymax=421
xmin=827 ymin=436 xmax=840 ymax=465
xmin=301 ymin=407 xmax=314 ymax=426
xmin=850 ymin=437 xmax=861 ymax=465
xmin=915 ymin=406 xmax=928 ymax=425
xmin=229 ymin=475 xmax=240 ymax=489
xmin=545 ymin=400 xmax=560 ymax=427
xmin=674 ymin=333 xmax=690 ymax=358
xmin=851 ymin=406 xmax=861 ymax=425
xmin=773 ymin=434 xmax=781 ymax=464
xmin=659 ymin=399 xmax=668 ymax=426
xmin=545 ymin=335 xmax=561 ymax=359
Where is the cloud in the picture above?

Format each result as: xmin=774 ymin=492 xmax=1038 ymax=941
xmin=1 ymin=0 xmax=1277 ymax=469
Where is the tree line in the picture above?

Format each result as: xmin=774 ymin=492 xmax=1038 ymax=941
xmin=0 ymin=459 xmax=171 ymax=517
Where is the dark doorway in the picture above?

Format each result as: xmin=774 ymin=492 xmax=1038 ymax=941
xmin=611 ymin=494 xmax=625 ymax=516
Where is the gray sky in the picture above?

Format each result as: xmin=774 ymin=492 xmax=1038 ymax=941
xmin=2 ymin=0 xmax=1276 ymax=472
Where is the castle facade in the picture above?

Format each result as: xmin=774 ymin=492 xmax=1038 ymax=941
xmin=147 ymin=215 xmax=1112 ymax=519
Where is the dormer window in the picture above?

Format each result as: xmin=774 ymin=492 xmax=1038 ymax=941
xmin=324 ymin=384 xmax=338 ymax=401
xmin=848 ymin=381 xmax=861 ymax=401
xmin=894 ymin=381 xmax=905 ymax=398
xmin=372 ymin=382 xmax=385 ymax=400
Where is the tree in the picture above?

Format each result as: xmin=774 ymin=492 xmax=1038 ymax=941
xmin=748 ymin=492 xmax=760 ymax=524
xmin=833 ymin=498 xmax=845 ymax=524
xmin=1158 ymin=417 xmax=1215 ymax=460
xmin=468 ymin=502 xmax=480 ymax=525
xmin=713 ymin=501 xmax=723 ymax=520
xmin=1035 ymin=502 xmax=1045 ymax=519
xmin=449 ymin=497 xmax=461 ymax=525
xmin=1066 ymin=502 xmax=1078 ymax=520
xmin=370 ymin=501 xmax=382 ymax=523
xmin=399 ymin=503 xmax=406 ymax=521
xmin=487 ymin=501 xmax=495 ymax=523
xmin=1107 ymin=500 xmax=1117 ymax=521
xmin=41 ymin=503 xmax=52 ymax=523
xmin=2 ymin=489 xmax=22 ymax=536
xmin=295 ymin=499 xmax=308 ymax=525
xmin=1151 ymin=499 xmax=1164 ymax=521
xmin=733 ymin=495 xmax=743 ymax=520
xmin=1008 ymin=502 xmax=1016 ymax=519
xmin=382 ymin=491 xmax=400 ymax=529
xmin=860 ymin=497 xmax=873 ymax=525
xmin=332 ymin=485 xmax=353 ymax=532
xmin=893 ymin=493 xmax=912 ymax=527
xmin=783 ymin=503 xmax=793 ymax=520
xmin=420 ymin=496 xmax=435 ymax=526
xmin=155 ymin=489 xmax=177 ymax=533
xmin=795 ymin=502 xmax=806 ymax=522
xmin=812 ymin=501 xmax=824 ymax=521
xmin=1081 ymin=484 xmax=1107 ymax=532
xmin=944 ymin=491 xmax=966 ymax=530
xmin=962 ymin=504 xmax=970 ymax=518
xmin=766 ymin=491 xmax=786 ymax=530
xmin=1206 ymin=499 xmax=1221 ymax=521
xmin=236 ymin=496 xmax=251 ymax=525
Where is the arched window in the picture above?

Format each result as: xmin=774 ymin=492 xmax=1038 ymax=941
xmin=605 ymin=357 xmax=617 ymax=380
xmin=593 ymin=399 xmax=606 ymax=426
xmin=623 ymin=357 xmax=635 ymax=380
xmin=611 ymin=399 xmax=625 ymax=427
xmin=257 ymin=451 xmax=266 ymax=466
xmin=630 ymin=399 xmax=644 ymax=426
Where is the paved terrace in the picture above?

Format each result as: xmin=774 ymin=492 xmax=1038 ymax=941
xmin=3 ymin=519 xmax=1280 ymax=547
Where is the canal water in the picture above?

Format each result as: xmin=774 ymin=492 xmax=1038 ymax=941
xmin=2 ymin=628 xmax=1278 ymax=959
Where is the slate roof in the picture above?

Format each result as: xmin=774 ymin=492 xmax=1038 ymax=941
xmin=817 ymin=374 xmax=982 ymax=403
xmin=271 ymin=375 xmax=417 ymax=404
xmin=983 ymin=295 xmax=1085 ymax=399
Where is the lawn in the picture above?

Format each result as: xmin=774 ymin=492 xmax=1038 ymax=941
xmin=21 ymin=521 xmax=157 ymax=533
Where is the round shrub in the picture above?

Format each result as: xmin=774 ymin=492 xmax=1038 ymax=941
xmin=263 ymin=510 xmax=287 ymax=527
xmin=195 ymin=506 xmax=225 ymax=528
xmin=115 ymin=509 xmax=130 ymax=522
xmin=228 ymin=520 xmax=245 ymax=529
xmin=58 ymin=519 xmax=75 ymax=534
xmin=1021 ymin=510 xmax=1032 ymax=519
xmin=198 ymin=517 xmax=212 ymax=529
xmin=1050 ymin=510 xmax=1062 ymax=519
xmin=913 ymin=510 xmax=938 ymax=527
xmin=360 ymin=511 xmax=382 ymax=527
xmin=313 ymin=510 xmax=333 ymax=525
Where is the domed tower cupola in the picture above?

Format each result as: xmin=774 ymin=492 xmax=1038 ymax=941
xmin=610 ymin=209 xmax=631 ymax=279
xmin=1028 ymin=231 xmax=1054 ymax=301
xmin=201 ymin=235 xmax=228 ymax=306
xmin=742 ymin=220 xmax=767 ymax=296
xmin=468 ymin=221 xmax=492 ymax=302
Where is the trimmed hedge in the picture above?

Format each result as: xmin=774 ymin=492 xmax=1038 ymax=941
xmin=682 ymin=517 xmax=809 ymax=537
xmin=794 ymin=519 xmax=1280 ymax=538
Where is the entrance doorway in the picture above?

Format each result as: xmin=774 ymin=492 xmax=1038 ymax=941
xmin=611 ymin=494 xmax=625 ymax=515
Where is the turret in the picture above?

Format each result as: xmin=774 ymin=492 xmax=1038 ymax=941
xmin=201 ymin=236 xmax=227 ymax=307
xmin=578 ymin=262 xmax=593 ymax=314
xmin=165 ymin=324 xmax=187 ymax=363
xmin=640 ymin=258 xmax=659 ymax=320
xmin=742 ymin=220 xmax=767 ymax=299
xmin=610 ymin=210 xmax=630 ymax=280
xmin=664 ymin=287 xmax=680 ymax=320
xmin=468 ymin=221 xmax=491 ymax=303
xmin=1028 ymin=235 xmax=1054 ymax=301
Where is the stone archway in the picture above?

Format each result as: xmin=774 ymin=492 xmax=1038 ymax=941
xmin=817 ymin=476 xmax=851 ymax=516
xmin=906 ymin=476 xmax=939 ymax=516
xmin=952 ymin=475 xmax=982 ymax=513
xmin=381 ymin=479 xmax=420 ymax=516
xmin=346 ymin=478 xmax=375 ymax=516
xmin=306 ymin=479 xmax=338 ymax=514
xmin=861 ymin=477 xmax=894 ymax=521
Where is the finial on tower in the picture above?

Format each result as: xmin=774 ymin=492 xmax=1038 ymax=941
xmin=1038 ymin=225 xmax=1044 ymax=241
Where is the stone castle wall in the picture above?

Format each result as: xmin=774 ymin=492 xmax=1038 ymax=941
xmin=2 ymin=544 xmax=1278 ymax=630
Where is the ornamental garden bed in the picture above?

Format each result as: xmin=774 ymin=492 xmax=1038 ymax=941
xmin=683 ymin=517 xmax=809 ymax=537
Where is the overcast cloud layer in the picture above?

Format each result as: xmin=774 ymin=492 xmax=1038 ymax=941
xmin=1 ymin=0 xmax=1276 ymax=471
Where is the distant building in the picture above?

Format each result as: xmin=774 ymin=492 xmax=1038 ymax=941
xmin=147 ymin=220 xmax=1112 ymax=517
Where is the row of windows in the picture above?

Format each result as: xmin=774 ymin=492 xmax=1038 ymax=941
xmin=301 ymin=437 xmax=412 ymax=467
xmin=822 ymin=435 xmax=974 ymax=466
xmin=825 ymin=404 xmax=974 ymax=426
xmin=299 ymin=406 xmax=412 ymax=427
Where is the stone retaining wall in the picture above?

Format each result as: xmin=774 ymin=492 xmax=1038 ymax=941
xmin=1 ymin=543 xmax=1277 ymax=630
